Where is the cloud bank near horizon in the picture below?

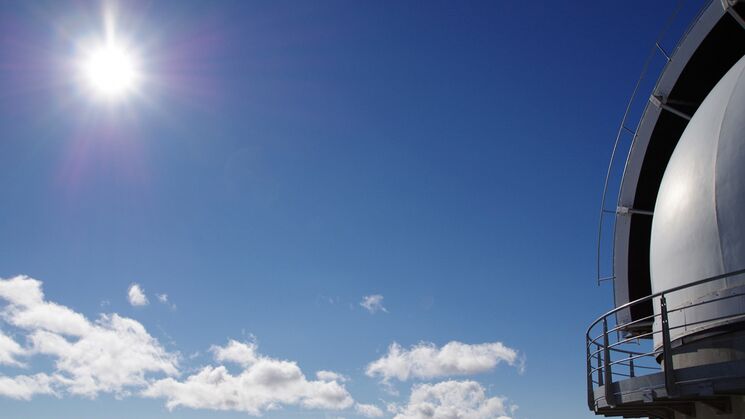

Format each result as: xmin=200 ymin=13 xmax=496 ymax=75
xmin=0 ymin=275 xmax=519 ymax=418
xmin=0 ymin=276 xmax=357 ymax=416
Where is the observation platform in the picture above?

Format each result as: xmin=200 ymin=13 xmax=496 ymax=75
xmin=587 ymin=269 xmax=745 ymax=419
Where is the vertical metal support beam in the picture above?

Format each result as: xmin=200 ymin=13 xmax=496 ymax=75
xmin=602 ymin=318 xmax=615 ymax=406
xmin=597 ymin=350 xmax=603 ymax=386
xmin=660 ymin=295 xmax=677 ymax=397
xmin=629 ymin=356 xmax=635 ymax=378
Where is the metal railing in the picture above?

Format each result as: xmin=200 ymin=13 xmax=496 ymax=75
xmin=586 ymin=267 xmax=745 ymax=410
xmin=596 ymin=0 xmax=715 ymax=286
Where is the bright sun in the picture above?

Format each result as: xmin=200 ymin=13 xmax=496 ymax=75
xmin=81 ymin=41 xmax=140 ymax=99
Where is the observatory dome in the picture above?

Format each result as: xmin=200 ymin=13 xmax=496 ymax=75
xmin=650 ymin=54 xmax=745 ymax=344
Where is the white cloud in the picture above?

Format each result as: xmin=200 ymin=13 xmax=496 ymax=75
xmin=356 ymin=403 xmax=384 ymax=417
xmin=366 ymin=341 xmax=521 ymax=382
xmin=317 ymin=370 xmax=347 ymax=383
xmin=28 ymin=316 xmax=179 ymax=397
xmin=0 ymin=276 xmax=44 ymax=307
xmin=393 ymin=380 xmax=513 ymax=419
xmin=128 ymin=283 xmax=149 ymax=307
xmin=210 ymin=340 xmax=258 ymax=367
xmin=0 ymin=276 xmax=372 ymax=417
xmin=143 ymin=340 xmax=354 ymax=415
xmin=8 ymin=301 xmax=91 ymax=337
xmin=0 ymin=276 xmax=360 ymax=417
xmin=0 ymin=330 xmax=26 ymax=367
xmin=0 ymin=373 xmax=58 ymax=400
xmin=360 ymin=295 xmax=387 ymax=314
xmin=0 ymin=276 xmax=89 ymax=336
xmin=0 ymin=275 xmax=178 ymax=399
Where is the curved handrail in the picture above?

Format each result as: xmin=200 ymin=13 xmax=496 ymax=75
xmin=586 ymin=266 xmax=745 ymax=338
xmin=595 ymin=0 xmax=686 ymax=286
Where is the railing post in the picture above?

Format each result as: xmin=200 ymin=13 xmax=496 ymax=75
xmin=587 ymin=339 xmax=595 ymax=411
xmin=660 ymin=294 xmax=677 ymax=397
xmin=602 ymin=318 xmax=615 ymax=406
xmin=629 ymin=355 xmax=635 ymax=378
xmin=597 ymin=351 xmax=603 ymax=386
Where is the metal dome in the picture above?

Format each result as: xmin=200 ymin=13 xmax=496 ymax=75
xmin=650 ymin=54 xmax=745 ymax=346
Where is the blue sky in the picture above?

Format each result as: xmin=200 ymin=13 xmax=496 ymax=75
xmin=0 ymin=1 xmax=704 ymax=418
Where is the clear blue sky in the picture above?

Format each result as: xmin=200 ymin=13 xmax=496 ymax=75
xmin=0 ymin=1 xmax=705 ymax=418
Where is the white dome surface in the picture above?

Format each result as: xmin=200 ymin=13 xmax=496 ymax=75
xmin=650 ymin=54 xmax=745 ymax=344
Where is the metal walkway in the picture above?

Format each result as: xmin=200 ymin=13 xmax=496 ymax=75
xmin=586 ymin=268 xmax=745 ymax=418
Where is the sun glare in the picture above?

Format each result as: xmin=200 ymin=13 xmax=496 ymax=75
xmin=81 ymin=41 xmax=140 ymax=99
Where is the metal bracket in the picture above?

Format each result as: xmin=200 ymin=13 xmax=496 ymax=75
xmin=642 ymin=389 xmax=655 ymax=403
xmin=722 ymin=0 xmax=745 ymax=31
xmin=650 ymin=95 xmax=692 ymax=121
xmin=656 ymin=42 xmax=671 ymax=62
xmin=616 ymin=206 xmax=654 ymax=216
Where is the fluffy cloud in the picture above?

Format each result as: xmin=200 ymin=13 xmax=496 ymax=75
xmin=356 ymin=402 xmax=384 ymax=417
xmin=143 ymin=340 xmax=354 ymax=415
xmin=392 ymin=380 xmax=513 ymax=419
xmin=0 ymin=276 xmax=362 ymax=416
xmin=366 ymin=341 xmax=521 ymax=382
xmin=127 ymin=283 xmax=149 ymax=306
xmin=0 ymin=275 xmax=178 ymax=399
xmin=317 ymin=370 xmax=347 ymax=383
xmin=210 ymin=340 xmax=259 ymax=367
xmin=0 ymin=276 xmax=90 ymax=336
xmin=360 ymin=295 xmax=387 ymax=314
xmin=0 ymin=330 xmax=25 ymax=367
xmin=0 ymin=276 xmax=361 ymax=416
xmin=28 ymin=315 xmax=179 ymax=397
xmin=0 ymin=373 xmax=58 ymax=400
xmin=0 ymin=276 xmax=45 ymax=307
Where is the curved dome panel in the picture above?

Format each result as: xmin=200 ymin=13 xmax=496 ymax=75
xmin=651 ymin=54 xmax=745 ymax=344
